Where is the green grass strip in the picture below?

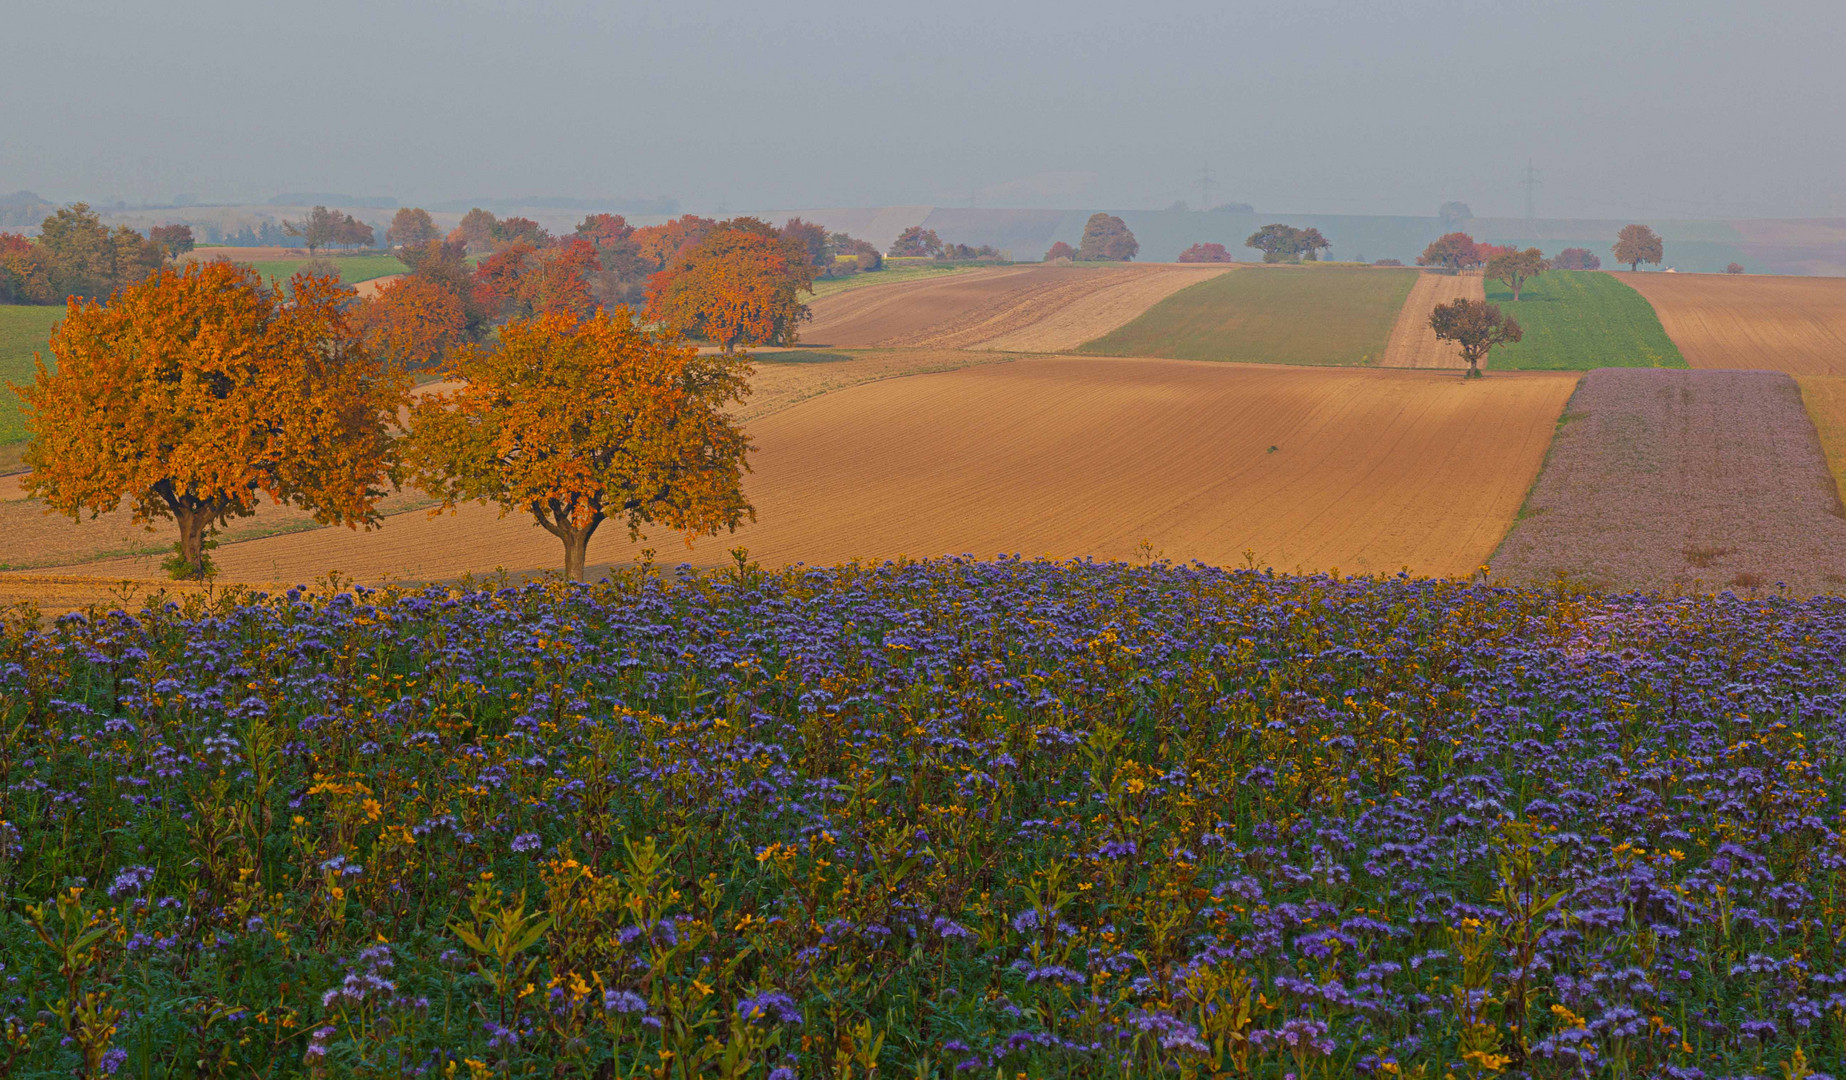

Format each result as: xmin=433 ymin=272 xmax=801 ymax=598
xmin=1483 ymin=270 xmax=1685 ymax=370
xmin=1078 ymin=265 xmax=1415 ymax=365
xmin=245 ymin=253 xmax=408 ymax=285
xmin=0 ymin=304 xmax=65 ymax=445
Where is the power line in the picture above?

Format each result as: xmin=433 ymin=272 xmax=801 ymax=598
xmin=1522 ymin=160 xmax=1541 ymax=221
xmin=1197 ymin=162 xmax=1215 ymax=212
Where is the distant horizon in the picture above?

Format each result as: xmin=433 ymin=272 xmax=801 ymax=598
xmin=9 ymin=189 xmax=1846 ymax=226
xmin=5 ymin=1 xmax=1843 ymax=222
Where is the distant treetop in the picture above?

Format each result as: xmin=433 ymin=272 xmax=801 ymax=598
xmin=1176 ymin=242 xmax=1236 ymax=263
xmin=1077 ymin=214 xmax=1138 ymax=261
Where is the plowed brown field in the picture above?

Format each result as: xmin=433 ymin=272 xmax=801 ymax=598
xmin=800 ymin=266 xmax=1226 ymax=350
xmin=1381 ymin=272 xmax=1484 ymax=369
xmin=1620 ymin=273 xmax=1846 ymax=374
xmin=1491 ymin=368 xmax=1846 ymax=594
xmin=33 ymin=360 xmax=1577 ymax=586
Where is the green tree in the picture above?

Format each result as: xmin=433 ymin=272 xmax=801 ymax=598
xmin=1612 ymin=224 xmax=1664 ymax=271
xmin=889 ymin=226 xmax=943 ymax=258
xmin=1486 ymin=247 xmax=1547 ymax=301
xmin=282 ymin=206 xmax=340 ymax=254
xmin=1245 ymin=224 xmax=1321 ymax=264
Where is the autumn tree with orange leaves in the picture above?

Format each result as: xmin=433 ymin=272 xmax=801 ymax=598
xmin=644 ymin=221 xmax=815 ymax=350
xmin=16 ymin=261 xmax=408 ymax=577
xmin=406 ymin=308 xmax=752 ymax=580
xmin=353 ymin=273 xmax=469 ymax=369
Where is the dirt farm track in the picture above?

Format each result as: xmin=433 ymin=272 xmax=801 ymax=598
xmin=22 ymin=359 xmax=1577 ymax=590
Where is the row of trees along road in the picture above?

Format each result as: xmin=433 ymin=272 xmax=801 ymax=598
xmin=13 ymin=211 xmax=861 ymax=580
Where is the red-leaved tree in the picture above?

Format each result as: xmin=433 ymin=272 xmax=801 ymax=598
xmin=1177 ymin=242 xmax=1236 ymax=263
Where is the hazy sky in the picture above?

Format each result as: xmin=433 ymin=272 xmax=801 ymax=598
xmin=5 ymin=0 xmax=1843 ymax=219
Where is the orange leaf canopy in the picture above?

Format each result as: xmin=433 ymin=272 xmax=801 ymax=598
xmin=644 ymin=225 xmax=813 ymax=350
xmin=407 ymin=307 xmax=753 ymax=551
xmin=18 ymin=260 xmax=407 ymax=534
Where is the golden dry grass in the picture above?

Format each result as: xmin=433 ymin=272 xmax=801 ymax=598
xmin=32 ymin=360 xmax=1578 ymax=586
xmin=1797 ymin=374 xmax=1846 ymax=509
xmin=1381 ymin=272 xmax=1485 ymax=369
xmin=1619 ymin=272 xmax=1846 ymax=374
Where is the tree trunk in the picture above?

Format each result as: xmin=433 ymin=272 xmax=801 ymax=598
xmin=558 ymin=518 xmax=605 ymax=581
xmin=174 ymin=504 xmax=209 ymax=579
xmin=561 ymin=528 xmax=591 ymax=581
xmin=534 ymin=501 xmax=605 ymax=581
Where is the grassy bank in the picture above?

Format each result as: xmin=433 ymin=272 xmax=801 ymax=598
xmin=0 ymin=304 xmax=64 ymax=445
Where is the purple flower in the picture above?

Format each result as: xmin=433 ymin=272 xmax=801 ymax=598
xmin=737 ymin=990 xmax=803 ymax=1024
xmin=511 ymin=832 xmax=542 ymax=852
xmin=107 ymin=865 xmax=156 ymax=899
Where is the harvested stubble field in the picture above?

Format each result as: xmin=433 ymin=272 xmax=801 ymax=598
xmin=1620 ymin=271 xmax=1846 ymax=374
xmin=1078 ymin=265 xmax=1416 ymax=366
xmin=1481 ymin=270 xmax=1685 ymax=370
xmin=1491 ymin=368 xmax=1846 ymax=593
xmin=0 ymin=467 xmax=435 ymax=573
xmin=35 ymin=359 xmax=1576 ymax=587
xmin=805 ymin=263 xmax=977 ymax=299
xmin=800 ymin=265 xmax=1221 ymax=350
xmin=0 ymin=349 xmax=1004 ymax=584
xmin=1379 ymin=271 xmax=1484 ymax=369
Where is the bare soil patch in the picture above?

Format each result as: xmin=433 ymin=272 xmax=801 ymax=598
xmin=1619 ymin=273 xmax=1846 ymax=374
xmin=1490 ymin=368 xmax=1846 ymax=594
xmin=186 ymin=247 xmax=302 ymax=262
xmin=1381 ymin=272 xmax=1484 ymax=369
xmin=36 ymin=360 xmax=1576 ymax=586
xmin=353 ymin=274 xmax=403 ymax=299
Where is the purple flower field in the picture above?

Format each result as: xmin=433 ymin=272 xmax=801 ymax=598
xmin=1 ymin=556 xmax=1843 ymax=1077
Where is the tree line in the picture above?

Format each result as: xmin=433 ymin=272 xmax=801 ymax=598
xmin=7 ymin=207 xmax=913 ymax=582
xmin=0 ymin=205 xmax=188 ymax=304
xmin=15 ymin=260 xmax=756 ymax=583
